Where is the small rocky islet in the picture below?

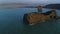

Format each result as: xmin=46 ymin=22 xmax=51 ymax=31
xmin=23 ymin=6 xmax=60 ymax=25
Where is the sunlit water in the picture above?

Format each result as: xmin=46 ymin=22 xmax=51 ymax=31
xmin=0 ymin=8 xmax=60 ymax=34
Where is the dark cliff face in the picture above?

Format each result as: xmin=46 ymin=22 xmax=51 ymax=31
xmin=23 ymin=14 xmax=29 ymax=25
xmin=43 ymin=4 xmax=60 ymax=9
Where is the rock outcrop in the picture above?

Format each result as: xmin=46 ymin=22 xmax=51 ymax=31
xmin=37 ymin=6 xmax=42 ymax=13
xmin=23 ymin=10 xmax=58 ymax=25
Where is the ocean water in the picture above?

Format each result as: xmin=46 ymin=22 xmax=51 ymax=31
xmin=0 ymin=8 xmax=60 ymax=34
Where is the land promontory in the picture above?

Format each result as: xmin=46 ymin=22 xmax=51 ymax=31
xmin=43 ymin=4 xmax=60 ymax=9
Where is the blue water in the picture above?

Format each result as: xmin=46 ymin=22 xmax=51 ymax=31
xmin=0 ymin=8 xmax=60 ymax=34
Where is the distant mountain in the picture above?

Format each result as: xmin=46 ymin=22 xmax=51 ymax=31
xmin=0 ymin=3 xmax=44 ymax=8
xmin=0 ymin=3 xmax=37 ymax=8
xmin=43 ymin=4 xmax=60 ymax=9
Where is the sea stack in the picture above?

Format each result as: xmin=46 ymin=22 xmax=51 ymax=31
xmin=37 ymin=6 xmax=42 ymax=13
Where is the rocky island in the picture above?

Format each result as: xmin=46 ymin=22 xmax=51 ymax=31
xmin=23 ymin=6 xmax=59 ymax=25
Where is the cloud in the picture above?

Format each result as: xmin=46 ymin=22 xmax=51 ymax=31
xmin=0 ymin=0 xmax=48 ymax=4
xmin=46 ymin=0 xmax=60 ymax=4
xmin=0 ymin=0 xmax=60 ymax=4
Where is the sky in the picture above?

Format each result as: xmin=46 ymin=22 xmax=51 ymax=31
xmin=0 ymin=0 xmax=60 ymax=4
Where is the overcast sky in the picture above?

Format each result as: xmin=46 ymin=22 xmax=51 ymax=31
xmin=0 ymin=0 xmax=60 ymax=4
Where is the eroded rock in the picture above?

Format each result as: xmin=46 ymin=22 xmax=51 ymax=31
xmin=23 ymin=9 xmax=59 ymax=25
xmin=37 ymin=6 xmax=42 ymax=13
xmin=23 ymin=6 xmax=59 ymax=25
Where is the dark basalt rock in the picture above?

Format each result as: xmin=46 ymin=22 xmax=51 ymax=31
xmin=50 ymin=16 xmax=56 ymax=19
xmin=41 ymin=10 xmax=57 ymax=19
xmin=23 ymin=14 xmax=29 ymax=24
xmin=42 ymin=10 xmax=56 ymax=15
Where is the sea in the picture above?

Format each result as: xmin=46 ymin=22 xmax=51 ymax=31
xmin=0 ymin=8 xmax=60 ymax=34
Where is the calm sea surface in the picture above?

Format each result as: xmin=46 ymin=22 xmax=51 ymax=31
xmin=0 ymin=8 xmax=60 ymax=34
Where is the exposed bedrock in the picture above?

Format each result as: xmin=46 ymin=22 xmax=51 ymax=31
xmin=23 ymin=10 xmax=59 ymax=25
